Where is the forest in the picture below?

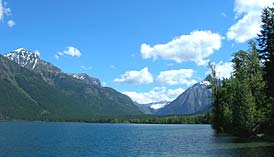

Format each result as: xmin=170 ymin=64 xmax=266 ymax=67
xmin=207 ymin=5 xmax=274 ymax=137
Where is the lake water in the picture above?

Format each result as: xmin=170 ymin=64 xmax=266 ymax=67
xmin=0 ymin=121 xmax=273 ymax=157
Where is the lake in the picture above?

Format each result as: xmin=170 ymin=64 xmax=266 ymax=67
xmin=0 ymin=121 xmax=273 ymax=157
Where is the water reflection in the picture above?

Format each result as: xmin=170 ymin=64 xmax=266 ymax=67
xmin=208 ymin=133 xmax=274 ymax=156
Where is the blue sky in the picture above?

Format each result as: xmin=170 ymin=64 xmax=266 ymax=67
xmin=0 ymin=0 xmax=273 ymax=104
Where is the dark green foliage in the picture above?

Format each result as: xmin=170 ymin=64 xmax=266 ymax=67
xmin=257 ymin=6 xmax=274 ymax=97
xmin=0 ymin=55 xmax=141 ymax=120
xmin=207 ymin=62 xmax=224 ymax=132
xmin=231 ymin=78 xmax=257 ymax=136
xmin=45 ymin=114 xmax=211 ymax=124
xmin=215 ymin=79 xmax=233 ymax=133
xmin=0 ymin=79 xmax=42 ymax=119
xmin=208 ymin=42 xmax=269 ymax=137
xmin=257 ymin=5 xmax=274 ymax=132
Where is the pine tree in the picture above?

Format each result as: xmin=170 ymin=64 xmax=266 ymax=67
xmin=257 ymin=5 xmax=274 ymax=132
xmin=232 ymin=46 xmax=265 ymax=135
xmin=248 ymin=42 xmax=268 ymax=131
xmin=231 ymin=78 xmax=257 ymax=136
xmin=257 ymin=6 xmax=274 ymax=97
xmin=206 ymin=62 xmax=225 ymax=133
xmin=218 ymin=79 xmax=234 ymax=132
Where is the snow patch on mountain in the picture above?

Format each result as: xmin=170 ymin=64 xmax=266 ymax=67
xmin=4 ymin=48 xmax=40 ymax=70
xmin=68 ymin=73 xmax=102 ymax=87
xmin=72 ymin=74 xmax=86 ymax=80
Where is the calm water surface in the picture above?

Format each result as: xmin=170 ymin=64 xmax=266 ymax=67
xmin=0 ymin=121 xmax=273 ymax=157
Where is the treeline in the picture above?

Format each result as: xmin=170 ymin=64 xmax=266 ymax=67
xmin=10 ymin=114 xmax=211 ymax=124
xmin=207 ymin=6 xmax=274 ymax=137
xmin=111 ymin=114 xmax=210 ymax=124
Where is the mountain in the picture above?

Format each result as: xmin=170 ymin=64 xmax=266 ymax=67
xmin=133 ymin=102 xmax=154 ymax=114
xmin=147 ymin=101 xmax=170 ymax=110
xmin=156 ymin=81 xmax=212 ymax=115
xmin=0 ymin=49 xmax=142 ymax=120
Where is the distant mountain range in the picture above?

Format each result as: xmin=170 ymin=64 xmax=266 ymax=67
xmin=0 ymin=48 xmax=142 ymax=119
xmin=135 ymin=82 xmax=212 ymax=115
xmin=0 ymin=48 xmax=212 ymax=120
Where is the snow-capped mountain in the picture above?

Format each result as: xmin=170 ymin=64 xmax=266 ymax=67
xmin=4 ymin=48 xmax=104 ymax=88
xmin=4 ymin=48 xmax=62 ymax=74
xmin=4 ymin=48 xmax=40 ymax=70
xmin=0 ymin=49 xmax=142 ymax=118
xmin=4 ymin=48 xmax=63 ymax=85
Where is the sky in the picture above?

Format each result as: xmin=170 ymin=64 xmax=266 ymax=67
xmin=0 ymin=0 xmax=273 ymax=104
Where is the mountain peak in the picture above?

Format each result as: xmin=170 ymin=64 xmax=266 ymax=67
xmin=4 ymin=48 xmax=40 ymax=70
xmin=14 ymin=48 xmax=26 ymax=52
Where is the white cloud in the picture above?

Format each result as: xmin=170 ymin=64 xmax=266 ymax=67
xmin=114 ymin=67 xmax=153 ymax=84
xmin=55 ymin=46 xmax=81 ymax=59
xmin=57 ymin=51 xmax=64 ymax=56
xmin=80 ymin=65 xmax=92 ymax=70
xmin=62 ymin=46 xmax=81 ymax=57
xmin=206 ymin=61 xmax=233 ymax=79
xmin=0 ymin=0 xmax=15 ymax=27
xmin=141 ymin=30 xmax=222 ymax=65
xmin=227 ymin=0 xmax=274 ymax=43
xmin=123 ymin=87 xmax=185 ymax=104
xmin=156 ymin=69 xmax=197 ymax=86
xmin=7 ymin=19 xmax=15 ymax=27
xmin=0 ymin=0 xmax=9 ymax=20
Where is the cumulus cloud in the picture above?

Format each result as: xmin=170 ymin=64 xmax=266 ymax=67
xmin=206 ymin=61 xmax=233 ymax=79
xmin=141 ymin=30 xmax=222 ymax=65
xmin=114 ymin=67 xmax=153 ymax=84
xmin=7 ymin=19 xmax=15 ymax=27
xmin=227 ymin=0 xmax=274 ymax=43
xmin=55 ymin=46 xmax=81 ymax=59
xmin=63 ymin=46 xmax=81 ymax=56
xmin=123 ymin=87 xmax=185 ymax=104
xmin=156 ymin=69 xmax=197 ymax=86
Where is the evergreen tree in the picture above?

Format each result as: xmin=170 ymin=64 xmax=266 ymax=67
xmin=257 ymin=5 xmax=274 ymax=132
xmin=218 ymin=79 xmax=234 ymax=132
xmin=257 ymin=6 xmax=274 ymax=97
xmin=232 ymin=48 xmax=264 ymax=136
xmin=207 ymin=62 xmax=225 ymax=132
xmin=208 ymin=43 xmax=266 ymax=136
xmin=231 ymin=78 xmax=257 ymax=136
xmin=248 ymin=42 xmax=268 ymax=131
